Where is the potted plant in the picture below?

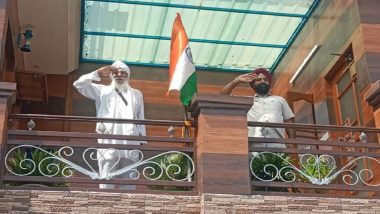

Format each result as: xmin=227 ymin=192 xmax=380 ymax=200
xmin=251 ymin=152 xmax=295 ymax=192
xmin=6 ymin=148 xmax=71 ymax=187
xmin=147 ymin=153 xmax=193 ymax=191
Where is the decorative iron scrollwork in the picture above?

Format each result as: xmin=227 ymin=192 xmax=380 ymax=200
xmin=250 ymin=152 xmax=380 ymax=186
xmin=5 ymin=145 xmax=195 ymax=182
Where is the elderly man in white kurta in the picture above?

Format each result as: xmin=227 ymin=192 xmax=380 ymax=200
xmin=221 ymin=68 xmax=295 ymax=148
xmin=73 ymin=60 xmax=146 ymax=189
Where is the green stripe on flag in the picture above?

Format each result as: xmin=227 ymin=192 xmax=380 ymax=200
xmin=180 ymin=73 xmax=197 ymax=106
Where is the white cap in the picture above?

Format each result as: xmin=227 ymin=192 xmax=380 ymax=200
xmin=111 ymin=60 xmax=130 ymax=78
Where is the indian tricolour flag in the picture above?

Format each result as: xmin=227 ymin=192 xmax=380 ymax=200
xmin=167 ymin=13 xmax=197 ymax=106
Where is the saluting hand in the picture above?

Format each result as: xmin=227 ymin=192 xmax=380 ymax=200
xmin=96 ymin=65 xmax=113 ymax=77
xmin=235 ymin=73 xmax=256 ymax=83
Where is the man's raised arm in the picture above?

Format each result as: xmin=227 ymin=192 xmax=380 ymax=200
xmin=73 ymin=65 xmax=112 ymax=100
xmin=220 ymin=73 xmax=256 ymax=95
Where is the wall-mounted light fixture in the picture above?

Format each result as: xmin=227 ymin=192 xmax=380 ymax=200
xmin=17 ymin=29 xmax=33 ymax=52
xmin=331 ymin=53 xmax=353 ymax=63
xmin=289 ymin=44 xmax=320 ymax=84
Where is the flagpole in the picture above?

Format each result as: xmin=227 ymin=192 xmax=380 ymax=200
xmin=184 ymin=105 xmax=189 ymax=120
xmin=183 ymin=104 xmax=192 ymax=182
xmin=168 ymin=14 xmax=195 ymax=184
xmin=183 ymin=104 xmax=190 ymax=137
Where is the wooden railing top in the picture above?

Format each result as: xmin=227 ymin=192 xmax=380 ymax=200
xmin=9 ymin=114 xmax=195 ymax=127
xmin=248 ymin=121 xmax=380 ymax=133
xmin=7 ymin=130 xmax=194 ymax=143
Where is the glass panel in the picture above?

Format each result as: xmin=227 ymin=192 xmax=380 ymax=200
xmin=83 ymin=35 xmax=282 ymax=70
xmin=84 ymin=1 xmax=302 ymax=44
xmin=337 ymin=69 xmax=351 ymax=94
xmin=339 ymin=88 xmax=356 ymax=124
xmin=83 ymin=35 xmax=167 ymax=64
xmin=83 ymin=0 xmax=317 ymax=70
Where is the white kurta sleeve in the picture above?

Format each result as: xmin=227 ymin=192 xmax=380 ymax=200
xmin=137 ymin=91 xmax=146 ymax=137
xmin=73 ymin=71 xmax=102 ymax=100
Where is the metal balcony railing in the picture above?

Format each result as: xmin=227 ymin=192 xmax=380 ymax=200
xmin=248 ymin=121 xmax=380 ymax=198
xmin=3 ymin=113 xmax=380 ymax=198
xmin=1 ymin=114 xmax=196 ymax=195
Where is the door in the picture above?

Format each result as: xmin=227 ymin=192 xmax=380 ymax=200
xmin=331 ymin=64 xmax=363 ymax=127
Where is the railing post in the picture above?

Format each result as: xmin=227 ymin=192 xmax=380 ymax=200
xmin=189 ymin=93 xmax=253 ymax=195
xmin=0 ymin=82 xmax=16 ymax=185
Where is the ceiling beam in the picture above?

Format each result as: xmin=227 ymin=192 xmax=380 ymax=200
xmin=81 ymin=58 xmax=253 ymax=73
xmin=83 ymin=31 xmax=286 ymax=48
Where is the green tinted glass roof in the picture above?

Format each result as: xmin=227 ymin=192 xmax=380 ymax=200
xmin=81 ymin=0 xmax=319 ymax=73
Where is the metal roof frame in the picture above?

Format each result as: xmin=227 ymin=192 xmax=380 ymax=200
xmin=80 ymin=0 xmax=320 ymax=73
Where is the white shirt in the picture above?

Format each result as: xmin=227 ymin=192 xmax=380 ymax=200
xmin=247 ymin=94 xmax=294 ymax=145
xmin=73 ymin=71 xmax=146 ymax=147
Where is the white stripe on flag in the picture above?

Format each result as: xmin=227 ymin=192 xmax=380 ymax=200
xmin=168 ymin=46 xmax=195 ymax=91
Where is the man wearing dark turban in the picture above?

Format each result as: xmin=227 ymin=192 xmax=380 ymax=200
xmin=221 ymin=68 xmax=295 ymax=146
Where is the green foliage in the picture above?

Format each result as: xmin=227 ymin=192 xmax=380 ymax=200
xmin=6 ymin=148 xmax=70 ymax=187
xmin=251 ymin=153 xmax=294 ymax=192
xmin=251 ymin=153 xmax=294 ymax=181
xmin=300 ymin=156 xmax=336 ymax=181
xmin=298 ymin=156 xmax=337 ymax=194
xmin=148 ymin=153 xmax=192 ymax=191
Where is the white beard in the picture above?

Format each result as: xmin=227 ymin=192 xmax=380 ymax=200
xmin=110 ymin=77 xmax=130 ymax=92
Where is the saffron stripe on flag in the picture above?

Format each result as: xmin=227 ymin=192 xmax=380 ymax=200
xmin=168 ymin=13 xmax=197 ymax=106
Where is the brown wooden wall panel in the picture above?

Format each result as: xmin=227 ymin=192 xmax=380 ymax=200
xmin=199 ymin=153 xmax=250 ymax=194
xmin=293 ymin=0 xmax=359 ymax=92
xmin=271 ymin=0 xmax=380 ymax=129
xmin=0 ymin=1 xmax=7 ymax=78
xmin=351 ymin=26 xmax=366 ymax=62
xmin=16 ymin=119 xmax=64 ymax=132
xmin=366 ymin=53 xmax=380 ymax=82
xmin=193 ymin=96 xmax=251 ymax=194
xmin=71 ymin=98 xmax=96 ymax=116
xmin=21 ymin=97 xmax=65 ymax=115
xmin=311 ymin=78 xmax=331 ymax=103
xmin=7 ymin=0 xmax=24 ymax=70
xmin=197 ymin=114 xmax=248 ymax=155
xmin=358 ymin=0 xmax=380 ymax=24
xmin=46 ymin=74 xmax=67 ymax=97
xmin=273 ymin=0 xmax=357 ymax=94
xmin=375 ymin=108 xmax=380 ymax=128
xmin=133 ymin=79 xmax=252 ymax=103
xmin=362 ymin=24 xmax=380 ymax=53
xmin=358 ymin=84 xmax=375 ymax=126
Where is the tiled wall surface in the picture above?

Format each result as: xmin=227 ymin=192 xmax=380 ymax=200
xmin=2 ymin=190 xmax=380 ymax=214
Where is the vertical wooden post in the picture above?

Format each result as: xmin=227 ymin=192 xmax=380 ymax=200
xmin=0 ymin=82 xmax=16 ymax=185
xmin=365 ymin=80 xmax=380 ymax=141
xmin=190 ymin=94 xmax=253 ymax=195
xmin=0 ymin=0 xmax=8 ymax=79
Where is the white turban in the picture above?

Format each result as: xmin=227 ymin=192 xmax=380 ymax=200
xmin=111 ymin=60 xmax=130 ymax=78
